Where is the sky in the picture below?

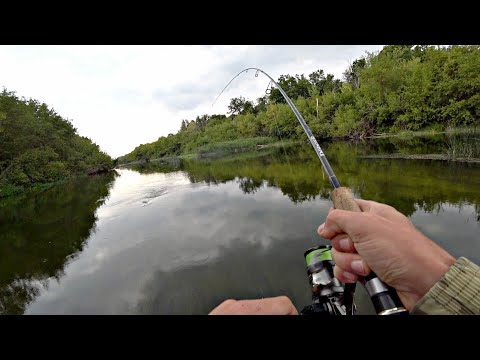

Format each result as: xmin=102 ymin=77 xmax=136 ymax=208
xmin=0 ymin=45 xmax=384 ymax=158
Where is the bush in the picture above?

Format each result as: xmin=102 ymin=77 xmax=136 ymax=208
xmin=0 ymin=90 xmax=113 ymax=196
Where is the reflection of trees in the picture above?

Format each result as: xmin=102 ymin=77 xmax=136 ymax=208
xmin=237 ymin=177 xmax=263 ymax=194
xmin=0 ymin=173 xmax=116 ymax=314
xmin=125 ymin=140 xmax=480 ymax=219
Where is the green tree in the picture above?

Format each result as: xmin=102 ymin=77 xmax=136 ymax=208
xmin=196 ymin=115 xmax=210 ymax=130
xmin=343 ymin=58 xmax=366 ymax=90
xmin=118 ymin=45 xmax=480 ymax=162
xmin=228 ymin=97 xmax=255 ymax=115
xmin=268 ymin=74 xmax=311 ymax=103
xmin=180 ymin=119 xmax=188 ymax=131
xmin=0 ymin=89 xmax=113 ymax=196
xmin=254 ymin=96 xmax=267 ymax=113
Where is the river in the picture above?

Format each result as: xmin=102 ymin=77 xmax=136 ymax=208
xmin=1 ymin=136 xmax=479 ymax=314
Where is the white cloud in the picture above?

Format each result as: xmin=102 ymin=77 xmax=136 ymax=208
xmin=0 ymin=45 xmax=384 ymax=158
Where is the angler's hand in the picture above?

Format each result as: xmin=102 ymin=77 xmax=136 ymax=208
xmin=317 ymin=199 xmax=456 ymax=311
xmin=209 ymin=296 xmax=298 ymax=315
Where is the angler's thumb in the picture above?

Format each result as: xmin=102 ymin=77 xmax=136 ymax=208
xmin=318 ymin=209 xmax=366 ymax=241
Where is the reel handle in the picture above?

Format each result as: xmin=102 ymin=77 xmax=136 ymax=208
xmin=331 ymin=187 xmax=408 ymax=315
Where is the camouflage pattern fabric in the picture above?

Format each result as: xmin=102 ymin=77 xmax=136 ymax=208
xmin=411 ymin=257 xmax=480 ymax=315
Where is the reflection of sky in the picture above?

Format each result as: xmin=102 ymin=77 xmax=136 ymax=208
xmin=94 ymin=169 xmax=193 ymax=222
xmin=25 ymin=169 xmax=480 ymax=314
xmin=26 ymin=170 xmax=332 ymax=314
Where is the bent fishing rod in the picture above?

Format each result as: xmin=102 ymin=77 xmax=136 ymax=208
xmin=215 ymin=68 xmax=408 ymax=316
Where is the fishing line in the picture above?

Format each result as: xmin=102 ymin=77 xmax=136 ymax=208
xmin=269 ymin=98 xmax=304 ymax=201
xmin=212 ymin=68 xmax=409 ymax=316
xmin=214 ymin=70 xmax=303 ymax=201
xmin=213 ymin=68 xmax=341 ymax=189
xmin=212 ymin=67 xmax=353 ymax=312
xmin=213 ymin=68 xmax=338 ymax=191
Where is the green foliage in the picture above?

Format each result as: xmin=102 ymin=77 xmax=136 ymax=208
xmin=119 ymin=46 xmax=480 ymax=164
xmin=268 ymin=74 xmax=310 ymax=103
xmin=195 ymin=137 xmax=276 ymax=157
xmin=332 ymin=105 xmax=361 ymax=138
xmin=0 ymin=89 xmax=113 ymax=196
xmin=228 ymin=97 xmax=255 ymax=115
xmin=127 ymin=139 xmax=480 ymax=217
xmin=309 ymin=69 xmax=342 ymax=95
xmin=343 ymin=58 xmax=367 ymax=90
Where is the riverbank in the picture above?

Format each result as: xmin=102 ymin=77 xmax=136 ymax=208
xmin=360 ymin=127 xmax=480 ymax=163
xmin=369 ymin=126 xmax=480 ymax=139
xmin=7 ymin=127 xmax=479 ymax=199
xmin=0 ymin=90 xmax=115 ymax=200
xmin=118 ymin=127 xmax=480 ymax=168
xmin=195 ymin=138 xmax=300 ymax=159
xmin=117 ymin=138 xmax=300 ymax=167
xmin=358 ymin=154 xmax=480 ymax=163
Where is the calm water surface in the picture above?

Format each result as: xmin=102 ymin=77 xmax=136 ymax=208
xmin=1 ymin=137 xmax=479 ymax=314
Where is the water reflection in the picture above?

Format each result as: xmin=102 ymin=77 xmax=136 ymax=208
xmin=135 ymin=238 xmax=376 ymax=314
xmin=0 ymin=173 xmax=116 ymax=314
xmin=128 ymin=141 xmax=480 ymax=218
xmin=1 ymin=136 xmax=479 ymax=314
xmin=24 ymin=179 xmax=339 ymax=314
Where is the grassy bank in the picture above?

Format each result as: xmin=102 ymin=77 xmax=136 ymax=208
xmin=119 ymin=126 xmax=480 ymax=168
xmin=370 ymin=126 xmax=480 ymax=139
xmin=358 ymin=127 xmax=480 ymax=163
xmin=195 ymin=137 xmax=276 ymax=157
xmin=117 ymin=137 xmax=300 ymax=167
xmin=194 ymin=137 xmax=300 ymax=158
xmin=358 ymin=154 xmax=480 ymax=163
xmin=445 ymin=127 xmax=480 ymax=160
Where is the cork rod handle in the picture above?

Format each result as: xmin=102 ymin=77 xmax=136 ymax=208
xmin=331 ymin=187 xmax=361 ymax=212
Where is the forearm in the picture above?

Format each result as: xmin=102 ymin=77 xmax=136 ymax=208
xmin=410 ymin=257 xmax=480 ymax=315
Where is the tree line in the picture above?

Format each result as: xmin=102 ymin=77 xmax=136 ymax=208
xmin=119 ymin=45 xmax=479 ymax=164
xmin=0 ymin=89 xmax=113 ymax=197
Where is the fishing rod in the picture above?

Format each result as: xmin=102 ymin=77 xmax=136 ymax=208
xmin=215 ymin=67 xmax=408 ymax=315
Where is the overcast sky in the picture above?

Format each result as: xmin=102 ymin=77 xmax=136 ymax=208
xmin=0 ymin=45 xmax=384 ymax=158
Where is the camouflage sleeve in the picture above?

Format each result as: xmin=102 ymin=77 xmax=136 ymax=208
xmin=410 ymin=257 xmax=480 ymax=315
